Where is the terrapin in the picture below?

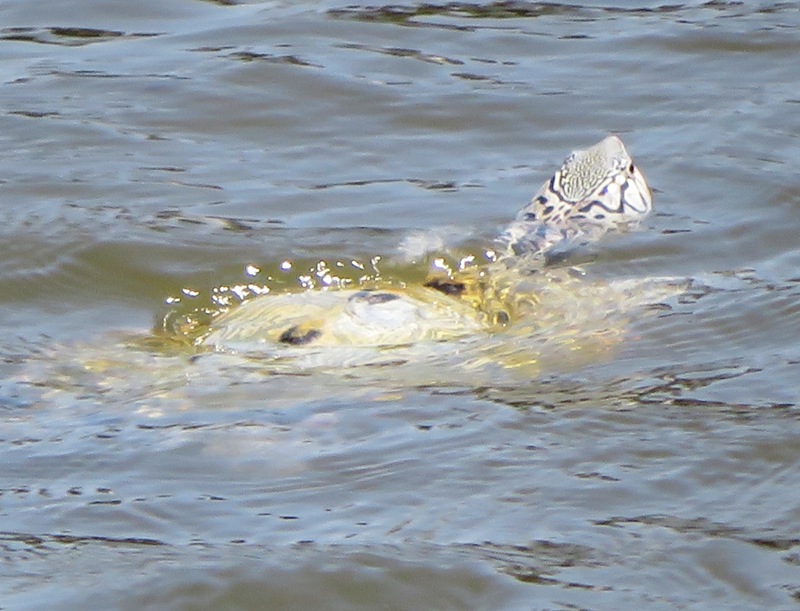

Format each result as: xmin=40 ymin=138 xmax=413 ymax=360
xmin=193 ymin=136 xmax=665 ymax=356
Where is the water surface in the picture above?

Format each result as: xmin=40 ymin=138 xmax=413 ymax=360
xmin=1 ymin=1 xmax=800 ymax=609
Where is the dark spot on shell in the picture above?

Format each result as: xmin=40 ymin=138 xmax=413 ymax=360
xmin=279 ymin=325 xmax=322 ymax=345
xmin=523 ymin=211 xmax=537 ymax=222
xmin=351 ymin=291 xmax=400 ymax=305
xmin=542 ymin=205 xmax=554 ymax=216
xmin=424 ymin=278 xmax=466 ymax=296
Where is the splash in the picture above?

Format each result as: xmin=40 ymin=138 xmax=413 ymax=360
xmin=159 ymin=255 xmax=396 ymax=344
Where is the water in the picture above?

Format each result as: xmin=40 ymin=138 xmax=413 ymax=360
xmin=2 ymin=1 xmax=800 ymax=608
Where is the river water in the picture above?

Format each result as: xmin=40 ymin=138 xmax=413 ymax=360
xmin=1 ymin=1 xmax=800 ymax=609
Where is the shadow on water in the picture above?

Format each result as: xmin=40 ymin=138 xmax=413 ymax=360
xmin=0 ymin=26 xmax=160 ymax=46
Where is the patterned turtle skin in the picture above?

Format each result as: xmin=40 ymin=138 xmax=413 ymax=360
xmin=199 ymin=136 xmax=654 ymax=351
xmin=501 ymin=135 xmax=651 ymax=257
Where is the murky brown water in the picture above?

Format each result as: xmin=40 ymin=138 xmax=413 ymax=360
xmin=2 ymin=1 xmax=800 ymax=609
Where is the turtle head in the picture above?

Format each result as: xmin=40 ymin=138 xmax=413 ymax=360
xmin=503 ymin=135 xmax=653 ymax=256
